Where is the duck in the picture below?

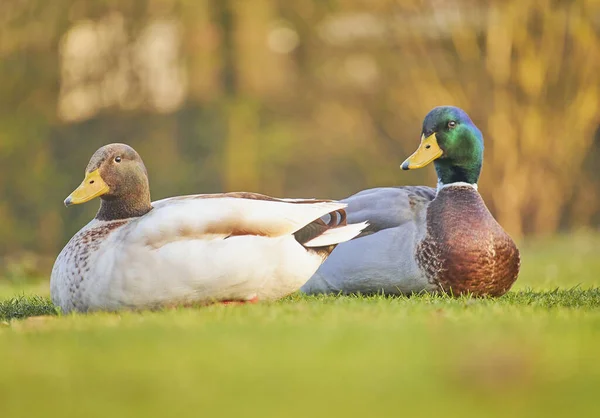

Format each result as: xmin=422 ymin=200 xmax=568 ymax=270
xmin=50 ymin=143 xmax=367 ymax=312
xmin=301 ymin=106 xmax=520 ymax=297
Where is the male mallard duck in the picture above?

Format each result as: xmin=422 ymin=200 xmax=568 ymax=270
xmin=302 ymin=106 xmax=520 ymax=297
xmin=51 ymin=144 xmax=367 ymax=312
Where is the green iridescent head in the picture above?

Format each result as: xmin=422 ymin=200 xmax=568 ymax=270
xmin=401 ymin=106 xmax=484 ymax=185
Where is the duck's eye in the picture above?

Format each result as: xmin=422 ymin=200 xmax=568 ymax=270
xmin=114 ymin=156 xmax=122 ymax=163
xmin=448 ymin=121 xmax=457 ymax=129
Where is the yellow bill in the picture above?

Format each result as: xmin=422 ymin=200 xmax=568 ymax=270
xmin=64 ymin=169 xmax=109 ymax=206
xmin=401 ymin=133 xmax=444 ymax=170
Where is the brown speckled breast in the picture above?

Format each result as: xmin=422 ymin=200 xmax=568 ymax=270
xmin=53 ymin=220 xmax=128 ymax=311
xmin=416 ymin=186 xmax=520 ymax=297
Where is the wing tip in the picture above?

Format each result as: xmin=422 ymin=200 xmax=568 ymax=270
xmin=303 ymin=221 xmax=369 ymax=248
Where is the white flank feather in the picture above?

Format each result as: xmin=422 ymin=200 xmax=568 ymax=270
xmin=130 ymin=198 xmax=349 ymax=246
xmin=303 ymin=221 xmax=369 ymax=247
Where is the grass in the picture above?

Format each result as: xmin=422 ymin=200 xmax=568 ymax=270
xmin=0 ymin=294 xmax=57 ymax=321
xmin=1 ymin=232 xmax=599 ymax=418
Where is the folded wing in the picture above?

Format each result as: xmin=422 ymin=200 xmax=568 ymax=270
xmin=129 ymin=192 xmax=366 ymax=248
xmin=340 ymin=186 xmax=436 ymax=237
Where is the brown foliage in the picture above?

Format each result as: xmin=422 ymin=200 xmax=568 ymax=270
xmin=0 ymin=0 xmax=599 ymax=264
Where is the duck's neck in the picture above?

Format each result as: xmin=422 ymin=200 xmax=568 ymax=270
xmin=434 ymin=159 xmax=481 ymax=186
xmin=96 ymin=191 xmax=153 ymax=221
xmin=437 ymin=181 xmax=478 ymax=193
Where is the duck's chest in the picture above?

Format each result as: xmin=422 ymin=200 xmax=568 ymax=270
xmin=51 ymin=220 xmax=128 ymax=311
xmin=415 ymin=187 xmax=520 ymax=297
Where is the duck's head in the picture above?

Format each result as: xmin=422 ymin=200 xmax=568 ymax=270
xmin=401 ymin=106 xmax=483 ymax=185
xmin=65 ymin=144 xmax=152 ymax=220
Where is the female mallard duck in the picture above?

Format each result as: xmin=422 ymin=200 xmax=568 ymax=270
xmin=302 ymin=106 xmax=520 ymax=297
xmin=51 ymin=144 xmax=367 ymax=312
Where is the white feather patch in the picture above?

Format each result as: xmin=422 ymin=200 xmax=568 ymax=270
xmin=303 ymin=221 xmax=368 ymax=247
xmin=130 ymin=197 xmax=349 ymax=247
xmin=437 ymin=181 xmax=478 ymax=192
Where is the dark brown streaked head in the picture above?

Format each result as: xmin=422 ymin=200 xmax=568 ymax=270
xmin=64 ymin=143 xmax=153 ymax=221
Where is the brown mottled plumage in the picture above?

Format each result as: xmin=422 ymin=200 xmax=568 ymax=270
xmin=54 ymin=220 xmax=128 ymax=311
xmin=416 ymin=186 xmax=520 ymax=296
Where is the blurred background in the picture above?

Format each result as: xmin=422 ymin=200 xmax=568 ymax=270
xmin=1 ymin=0 xmax=599 ymax=279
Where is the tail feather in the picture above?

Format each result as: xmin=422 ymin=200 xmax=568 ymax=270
xmin=303 ymin=221 xmax=368 ymax=247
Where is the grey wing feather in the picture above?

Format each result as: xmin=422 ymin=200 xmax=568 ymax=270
xmin=341 ymin=186 xmax=436 ymax=237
